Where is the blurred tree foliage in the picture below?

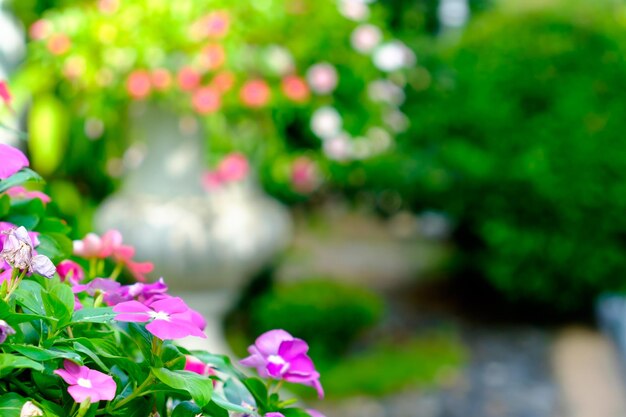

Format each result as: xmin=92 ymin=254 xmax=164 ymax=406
xmin=403 ymin=0 xmax=626 ymax=311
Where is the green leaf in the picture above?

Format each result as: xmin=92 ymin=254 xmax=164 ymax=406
xmin=71 ymin=307 xmax=116 ymax=324
xmin=0 ymin=168 xmax=43 ymax=193
xmin=42 ymin=287 xmax=72 ymax=329
xmin=0 ymin=392 xmax=27 ymax=417
xmin=201 ymin=400 xmax=229 ymax=417
xmin=7 ymin=344 xmax=81 ymax=362
xmin=14 ymin=280 xmax=46 ymax=315
xmin=212 ymin=393 xmax=255 ymax=414
xmin=243 ymin=378 xmax=268 ymax=409
xmin=4 ymin=214 xmax=40 ymax=230
xmin=223 ymin=378 xmax=255 ymax=411
xmin=0 ymin=195 xmax=10 ymax=217
xmin=172 ymin=401 xmax=203 ymax=417
xmin=152 ymin=368 xmax=213 ymax=407
xmin=36 ymin=217 xmax=71 ymax=234
xmin=36 ymin=233 xmax=73 ymax=263
xmin=0 ymin=353 xmax=43 ymax=377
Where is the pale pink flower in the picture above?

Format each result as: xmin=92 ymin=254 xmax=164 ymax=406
xmin=217 ymin=153 xmax=249 ymax=182
xmin=291 ymin=157 xmax=320 ymax=194
xmin=98 ymin=0 xmax=119 ymax=14
xmin=306 ymin=63 xmax=338 ymax=95
xmin=210 ymin=71 xmax=235 ymax=93
xmin=192 ymin=11 xmax=230 ymax=39
xmin=351 ymin=24 xmax=382 ymax=54
xmin=200 ymin=44 xmax=226 ymax=71
xmin=0 ymin=81 xmax=12 ymax=108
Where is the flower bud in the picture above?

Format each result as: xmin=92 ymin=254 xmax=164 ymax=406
xmin=20 ymin=401 xmax=43 ymax=417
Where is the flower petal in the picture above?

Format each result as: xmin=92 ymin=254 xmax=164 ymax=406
xmin=255 ymin=329 xmax=293 ymax=356
xmin=112 ymin=300 xmax=152 ymax=322
xmin=0 ymin=144 xmax=29 ymax=180
xmin=31 ymin=254 xmax=56 ymax=278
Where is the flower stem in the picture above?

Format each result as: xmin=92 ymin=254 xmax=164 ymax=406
xmin=109 ymin=262 xmax=124 ymax=281
xmin=4 ymin=269 xmax=26 ymax=302
xmin=109 ymin=376 xmax=154 ymax=411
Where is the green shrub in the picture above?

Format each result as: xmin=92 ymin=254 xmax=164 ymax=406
xmin=249 ymin=279 xmax=384 ymax=363
xmin=404 ymin=0 xmax=626 ymax=310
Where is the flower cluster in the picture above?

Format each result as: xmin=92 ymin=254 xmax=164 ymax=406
xmin=0 ymin=139 xmax=326 ymax=416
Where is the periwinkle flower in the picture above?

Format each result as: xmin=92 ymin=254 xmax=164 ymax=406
xmin=240 ymin=329 xmax=324 ymax=398
xmin=113 ymin=296 xmax=206 ymax=340
xmin=1 ymin=227 xmax=56 ymax=278
xmin=0 ymin=319 xmax=15 ymax=344
xmin=57 ymin=260 xmax=85 ymax=285
xmin=0 ymin=144 xmax=29 ymax=180
xmin=54 ymin=360 xmax=117 ymax=403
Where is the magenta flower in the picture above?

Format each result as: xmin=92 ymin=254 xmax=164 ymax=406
xmin=266 ymin=413 xmax=285 ymax=417
xmin=0 ymin=144 xmax=29 ymax=180
xmin=184 ymin=356 xmax=215 ymax=377
xmin=54 ymin=360 xmax=116 ymax=403
xmin=217 ymin=153 xmax=249 ymax=183
xmin=0 ymin=319 xmax=15 ymax=344
xmin=104 ymin=278 xmax=168 ymax=305
xmin=57 ymin=260 xmax=85 ymax=285
xmin=4 ymin=186 xmax=51 ymax=203
xmin=72 ymin=278 xmax=121 ymax=298
xmin=240 ymin=329 xmax=324 ymax=398
xmin=0 ymin=81 xmax=12 ymax=107
xmin=113 ymin=296 xmax=206 ymax=340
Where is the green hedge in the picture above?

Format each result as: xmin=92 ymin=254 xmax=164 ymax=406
xmin=404 ymin=0 xmax=626 ymax=310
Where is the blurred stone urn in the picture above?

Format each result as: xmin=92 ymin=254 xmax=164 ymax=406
xmin=95 ymin=104 xmax=292 ymax=352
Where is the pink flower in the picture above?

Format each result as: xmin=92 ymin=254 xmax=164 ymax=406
xmin=0 ymin=81 xmax=12 ymax=108
xmin=240 ymin=80 xmax=271 ymax=108
xmin=54 ymin=360 xmax=116 ymax=403
xmin=306 ymin=410 xmax=326 ymax=417
xmin=29 ymin=19 xmax=51 ymax=40
xmin=210 ymin=71 xmax=235 ymax=93
xmin=57 ymin=260 xmax=85 ymax=285
xmin=192 ymin=11 xmax=230 ymax=39
xmin=47 ymin=34 xmax=71 ymax=55
xmin=72 ymin=278 xmax=121 ymax=298
xmin=113 ymin=296 xmax=206 ymax=340
xmin=217 ymin=153 xmax=249 ymax=182
xmin=291 ymin=157 xmax=320 ymax=194
xmin=98 ymin=0 xmax=119 ymax=14
xmin=282 ymin=75 xmax=310 ymax=103
xmin=192 ymin=87 xmax=221 ymax=114
xmin=105 ymin=278 xmax=168 ymax=305
xmin=73 ymin=231 xmax=153 ymax=282
xmin=201 ymin=171 xmax=223 ymax=191
xmin=0 ymin=144 xmax=29 ymax=180
xmin=126 ymin=70 xmax=152 ymax=100
xmin=178 ymin=67 xmax=201 ymax=92
xmin=184 ymin=356 xmax=214 ymax=376
xmin=200 ymin=44 xmax=226 ymax=71
xmin=151 ymin=69 xmax=172 ymax=91
xmin=306 ymin=63 xmax=338 ymax=95
xmin=4 ymin=186 xmax=51 ymax=203
xmin=266 ymin=414 xmax=284 ymax=417
xmin=240 ymin=329 xmax=324 ymax=398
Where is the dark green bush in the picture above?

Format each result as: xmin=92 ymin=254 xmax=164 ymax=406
xmin=249 ymin=279 xmax=384 ymax=362
xmin=404 ymin=0 xmax=626 ymax=310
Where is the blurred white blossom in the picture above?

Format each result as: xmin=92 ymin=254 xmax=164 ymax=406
xmin=351 ymin=24 xmax=382 ymax=54
xmin=368 ymin=79 xmax=405 ymax=106
xmin=306 ymin=63 xmax=339 ymax=95
xmin=311 ymin=107 xmax=343 ymax=139
xmin=337 ymin=0 xmax=370 ymax=21
xmin=373 ymin=41 xmax=416 ymax=72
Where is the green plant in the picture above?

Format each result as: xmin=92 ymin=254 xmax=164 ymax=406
xmin=249 ymin=279 xmax=384 ymax=363
xmin=404 ymin=0 xmax=626 ymax=310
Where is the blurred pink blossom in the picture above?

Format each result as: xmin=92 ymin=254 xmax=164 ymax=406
xmin=29 ymin=19 xmax=51 ymax=40
xmin=178 ymin=67 xmax=202 ymax=91
xmin=57 ymin=260 xmax=85 ymax=285
xmin=126 ymin=70 xmax=152 ymax=100
xmin=151 ymin=69 xmax=172 ymax=91
xmin=47 ymin=34 xmax=71 ymax=55
xmin=200 ymin=44 xmax=226 ymax=71
xmin=291 ymin=157 xmax=320 ymax=194
xmin=282 ymin=75 xmax=310 ymax=103
xmin=3 ymin=187 xmax=50 ymax=203
xmin=211 ymin=71 xmax=235 ymax=93
xmin=217 ymin=153 xmax=249 ymax=182
xmin=192 ymin=11 xmax=230 ymax=39
xmin=192 ymin=87 xmax=221 ymax=114
xmin=0 ymin=81 xmax=12 ymax=108
xmin=240 ymin=79 xmax=271 ymax=108
xmin=306 ymin=63 xmax=338 ymax=95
